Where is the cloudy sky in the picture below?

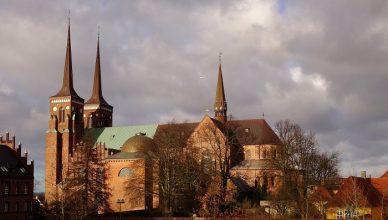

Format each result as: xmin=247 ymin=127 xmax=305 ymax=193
xmin=1 ymin=0 xmax=388 ymax=192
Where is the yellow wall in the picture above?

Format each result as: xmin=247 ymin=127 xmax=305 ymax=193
xmin=326 ymin=207 xmax=375 ymax=219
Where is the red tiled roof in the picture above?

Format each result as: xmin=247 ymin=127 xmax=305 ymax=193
xmin=310 ymin=185 xmax=333 ymax=202
xmin=328 ymin=176 xmax=382 ymax=207
xmin=229 ymin=119 xmax=281 ymax=145
xmin=154 ymin=118 xmax=280 ymax=146
xmin=371 ymin=176 xmax=388 ymax=196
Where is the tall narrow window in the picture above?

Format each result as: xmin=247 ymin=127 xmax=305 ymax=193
xmin=23 ymin=201 xmax=28 ymax=211
xmin=88 ymin=115 xmax=93 ymax=128
xmin=24 ymin=184 xmax=28 ymax=194
xmin=4 ymin=184 xmax=9 ymax=195
xmin=202 ymin=150 xmax=213 ymax=174
xmin=273 ymin=150 xmax=277 ymax=159
xmin=59 ymin=107 xmax=65 ymax=122
xmin=4 ymin=202 xmax=9 ymax=212
xmin=263 ymin=150 xmax=267 ymax=159
xmin=270 ymin=176 xmax=275 ymax=187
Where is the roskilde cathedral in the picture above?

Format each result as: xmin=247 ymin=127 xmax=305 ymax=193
xmin=45 ymin=24 xmax=283 ymax=212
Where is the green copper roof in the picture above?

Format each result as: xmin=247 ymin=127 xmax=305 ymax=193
xmin=85 ymin=124 xmax=158 ymax=150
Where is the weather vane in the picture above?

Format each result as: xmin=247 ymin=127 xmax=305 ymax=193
xmin=68 ymin=10 xmax=71 ymax=25
xmin=98 ymin=25 xmax=100 ymax=40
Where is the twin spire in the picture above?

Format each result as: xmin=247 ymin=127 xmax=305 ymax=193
xmin=85 ymin=32 xmax=110 ymax=106
xmin=53 ymin=25 xmax=81 ymax=99
xmin=53 ymin=23 xmax=110 ymax=107
xmin=55 ymin=22 xmax=225 ymax=122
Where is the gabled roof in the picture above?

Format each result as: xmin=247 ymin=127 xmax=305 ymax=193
xmin=229 ymin=119 xmax=281 ymax=145
xmin=371 ymin=175 xmax=388 ymax=196
xmin=310 ymin=185 xmax=333 ymax=202
xmin=85 ymin=117 xmax=280 ymax=151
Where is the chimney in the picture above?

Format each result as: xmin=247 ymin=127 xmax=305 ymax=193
xmin=361 ymin=171 xmax=366 ymax=179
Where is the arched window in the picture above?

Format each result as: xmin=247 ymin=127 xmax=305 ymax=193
xmin=118 ymin=168 xmax=134 ymax=177
xmin=88 ymin=115 xmax=93 ymax=128
xmin=202 ymin=150 xmax=213 ymax=173
xmin=59 ymin=107 xmax=65 ymax=122
xmin=270 ymin=176 xmax=275 ymax=187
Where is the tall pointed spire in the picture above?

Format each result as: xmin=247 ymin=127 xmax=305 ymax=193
xmin=85 ymin=31 xmax=110 ymax=106
xmin=53 ymin=22 xmax=81 ymax=98
xmin=214 ymin=55 xmax=227 ymax=123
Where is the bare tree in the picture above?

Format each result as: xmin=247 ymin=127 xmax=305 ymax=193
xmin=63 ymin=137 xmax=111 ymax=219
xmin=195 ymin=116 xmax=245 ymax=216
xmin=123 ymin=122 xmax=207 ymax=216
xmin=273 ymin=120 xmax=340 ymax=219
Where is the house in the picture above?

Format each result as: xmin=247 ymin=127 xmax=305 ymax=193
xmin=0 ymin=133 xmax=34 ymax=220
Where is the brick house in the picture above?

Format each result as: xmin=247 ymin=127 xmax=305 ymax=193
xmin=0 ymin=133 xmax=34 ymax=220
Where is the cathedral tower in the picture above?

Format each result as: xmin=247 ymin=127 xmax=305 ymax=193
xmin=45 ymin=24 xmax=84 ymax=203
xmin=214 ymin=62 xmax=227 ymax=123
xmin=84 ymin=34 xmax=113 ymax=128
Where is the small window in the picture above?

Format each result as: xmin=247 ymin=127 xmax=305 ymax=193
xmin=263 ymin=150 xmax=267 ymax=159
xmin=4 ymin=184 xmax=9 ymax=195
xmin=15 ymin=185 xmax=19 ymax=195
xmin=353 ymin=210 xmax=359 ymax=217
xmin=4 ymin=202 xmax=9 ymax=212
xmin=336 ymin=210 xmax=343 ymax=219
xmin=244 ymin=128 xmax=250 ymax=133
xmin=23 ymin=201 xmax=28 ymax=211
xmin=345 ymin=210 xmax=351 ymax=219
xmin=24 ymin=184 xmax=28 ymax=194
xmin=273 ymin=150 xmax=277 ymax=159
xmin=118 ymin=168 xmax=134 ymax=177
xmin=15 ymin=202 xmax=19 ymax=212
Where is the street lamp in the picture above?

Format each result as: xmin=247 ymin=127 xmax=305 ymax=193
xmin=116 ymin=199 xmax=125 ymax=220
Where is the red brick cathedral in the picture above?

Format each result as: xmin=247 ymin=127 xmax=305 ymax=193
xmin=45 ymin=24 xmax=282 ymax=212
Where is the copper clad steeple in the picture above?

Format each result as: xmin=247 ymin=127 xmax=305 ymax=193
xmin=214 ymin=63 xmax=227 ymax=123
xmin=53 ymin=24 xmax=81 ymax=99
xmin=85 ymin=35 xmax=110 ymax=107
